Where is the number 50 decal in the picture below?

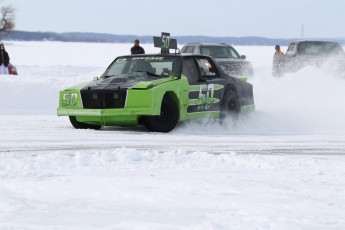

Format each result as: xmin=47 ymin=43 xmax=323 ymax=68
xmin=62 ymin=93 xmax=78 ymax=106
xmin=162 ymin=35 xmax=170 ymax=49
xmin=197 ymin=84 xmax=215 ymax=111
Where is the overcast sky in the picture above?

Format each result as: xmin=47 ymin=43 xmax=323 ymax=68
xmin=7 ymin=0 xmax=345 ymax=39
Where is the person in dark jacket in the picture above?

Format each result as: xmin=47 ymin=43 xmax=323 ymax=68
xmin=131 ymin=39 xmax=145 ymax=55
xmin=0 ymin=43 xmax=10 ymax=74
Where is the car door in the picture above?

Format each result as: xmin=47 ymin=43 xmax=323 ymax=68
xmin=182 ymin=56 xmax=225 ymax=114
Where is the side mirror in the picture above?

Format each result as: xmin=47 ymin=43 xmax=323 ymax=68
xmin=240 ymin=55 xmax=246 ymax=60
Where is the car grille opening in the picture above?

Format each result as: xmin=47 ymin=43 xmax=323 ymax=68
xmin=81 ymin=90 xmax=127 ymax=109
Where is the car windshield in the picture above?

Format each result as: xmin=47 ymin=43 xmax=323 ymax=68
xmin=101 ymin=55 xmax=182 ymax=81
xmin=298 ymin=42 xmax=345 ymax=55
xmin=200 ymin=46 xmax=240 ymax=59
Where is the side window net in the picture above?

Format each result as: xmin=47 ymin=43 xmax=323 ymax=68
xmin=182 ymin=58 xmax=200 ymax=83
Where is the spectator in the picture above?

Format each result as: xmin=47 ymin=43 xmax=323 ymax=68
xmin=0 ymin=43 xmax=10 ymax=74
xmin=274 ymin=45 xmax=284 ymax=55
xmin=272 ymin=45 xmax=285 ymax=77
xmin=131 ymin=39 xmax=145 ymax=55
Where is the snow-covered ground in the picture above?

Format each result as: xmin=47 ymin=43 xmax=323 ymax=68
xmin=1 ymin=41 xmax=345 ymax=230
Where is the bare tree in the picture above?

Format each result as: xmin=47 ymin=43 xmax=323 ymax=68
xmin=0 ymin=5 xmax=15 ymax=33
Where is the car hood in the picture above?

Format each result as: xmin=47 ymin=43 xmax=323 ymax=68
xmin=82 ymin=73 xmax=175 ymax=91
xmin=292 ymin=53 xmax=345 ymax=60
xmin=215 ymin=58 xmax=252 ymax=75
xmin=214 ymin=57 xmax=250 ymax=64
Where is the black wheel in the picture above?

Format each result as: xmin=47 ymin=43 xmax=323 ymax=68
xmin=141 ymin=95 xmax=179 ymax=132
xmin=69 ymin=116 xmax=101 ymax=130
xmin=220 ymin=90 xmax=240 ymax=120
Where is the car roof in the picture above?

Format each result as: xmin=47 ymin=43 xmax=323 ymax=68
xmin=117 ymin=53 xmax=211 ymax=59
xmin=290 ymin=40 xmax=340 ymax=44
xmin=118 ymin=53 xmax=181 ymax=58
xmin=183 ymin=43 xmax=232 ymax=47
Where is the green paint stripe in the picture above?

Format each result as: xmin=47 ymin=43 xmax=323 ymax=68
xmin=240 ymin=104 xmax=255 ymax=112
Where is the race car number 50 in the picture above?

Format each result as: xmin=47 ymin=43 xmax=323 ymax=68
xmin=62 ymin=93 xmax=78 ymax=106
xmin=162 ymin=35 xmax=170 ymax=49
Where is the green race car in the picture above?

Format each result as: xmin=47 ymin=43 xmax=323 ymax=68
xmin=57 ymin=34 xmax=255 ymax=132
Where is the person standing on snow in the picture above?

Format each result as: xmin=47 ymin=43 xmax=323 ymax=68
xmin=272 ymin=45 xmax=285 ymax=77
xmin=0 ymin=43 xmax=10 ymax=74
xmin=131 ymin=39 xmax=145 ymax=55
xmin=274 ymin=45 xmax=284 ymax=55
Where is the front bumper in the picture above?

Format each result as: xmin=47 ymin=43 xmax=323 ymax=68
xmin=57 ymin=107 xmax=154 ymax=117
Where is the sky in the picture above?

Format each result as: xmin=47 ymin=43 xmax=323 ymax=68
xmin=6 ymin=0 xmax=345 ymax=39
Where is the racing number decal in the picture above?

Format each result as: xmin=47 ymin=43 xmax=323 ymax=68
xmin=161 ymin=35 xmax=170 ymax=49
xmin=188 ymin=83 xmax=222 ymax=113
xmin=62 ymin=93 xmax=78 ymax=106
xmin=153 ymin=32 xmax=177 ymax=54
xmin=197 ymin=84 xmax=215 ymax=111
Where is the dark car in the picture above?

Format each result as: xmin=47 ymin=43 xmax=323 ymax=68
xmin=273 ymin=40 xmax=345 ymax=77
xmin=181 ymin=43 xmax=254 ymax=78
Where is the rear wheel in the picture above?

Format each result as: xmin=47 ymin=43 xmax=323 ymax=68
xmin=141 ymin=95 xmax=179 ymax=132
xmin=220 ymin=90 xmax=240 ymax=120
xmin=69 ymin=116 xmax=101 ymax=130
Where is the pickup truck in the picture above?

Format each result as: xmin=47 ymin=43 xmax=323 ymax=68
xmin=273 ymin=40 xmax=345 ymax=77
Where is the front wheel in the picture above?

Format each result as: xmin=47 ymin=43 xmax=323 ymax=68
xmin=141 ymin=95 xmax=179 ymax=132
xmin=69 ymin=116 xmax=101 ymax=130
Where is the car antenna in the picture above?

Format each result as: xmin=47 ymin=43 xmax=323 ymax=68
xmin=153 ymin=32 xmax=177 ymax=54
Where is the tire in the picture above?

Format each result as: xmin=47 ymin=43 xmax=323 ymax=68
xmin=141 ymin=95 xmax=179 ymax=132
xmin=69 ymin=116 xmax=101 ymax=130
xmin=220 ymin=90 xmax=240 ymax=120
